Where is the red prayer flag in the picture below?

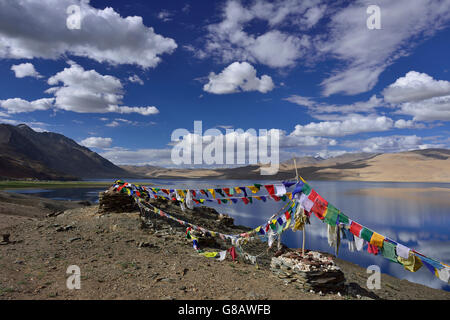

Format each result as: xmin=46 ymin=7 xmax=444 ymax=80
xmin=265 ymin=184 xmax=275 ymax=195
xmin=308 ymin=189 xmax=319 ymax=202
xmin=285 ymin=211 xmax=291 ymax=220
xmin=311 ymin=194 xmax=328 ymax=220
xmin=227 ymin=246 xmax=237 ymax=261
xmin=350 ymin=221 xmax=363 ymax=237
xmin=242 ymin=197 xmax=249 ymax=204
xmin=367 ymin=243 xmax=379 ymax=255
xmin=223 ymin=188 xmax=232 ymax=196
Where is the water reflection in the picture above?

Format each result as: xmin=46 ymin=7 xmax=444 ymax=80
xmin=7 ymin=179 xmax=450 ymax=291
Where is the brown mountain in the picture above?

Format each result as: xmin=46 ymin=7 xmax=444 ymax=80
xmin=121 ymin=149 xmax=450 ymax=182
xmin=0 ymin=123 xmax=130 ymax=180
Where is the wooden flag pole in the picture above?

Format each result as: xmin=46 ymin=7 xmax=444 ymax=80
xmin=293 ymin=159 xmax=306 ymax=256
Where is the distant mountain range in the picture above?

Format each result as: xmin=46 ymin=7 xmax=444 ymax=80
xmin=1 ymin=124 xmax=449 ymax=182
xmin=0 ymin=124 xmax=129 ymax=180
xmin=121 ymin=149 xmax=450 ymax=182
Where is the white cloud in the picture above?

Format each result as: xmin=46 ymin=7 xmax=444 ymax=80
xmin=290 ymin=114 xmax=395 ymax=137
xmin=318 ymin=0 xmax=450 ymax=96
xmin=320 ymin=64 xmax=386 ymax=97
xmin=203 ymin=61 xmax=274 ymax=94
xmin=11 ymin=62 xmax=42 ymax=78
xmin=157 ymin=10 xmax=173 ymax=22
xmin=383 ymin=71 xmax=450 ymax=103
xmin=80 ymin=136 xmax=113 ymax=148
xmin=382 ymin=71 xmax=450 ymax=121
xmin=0 ymin=98 xmax=54 ymax=114
xmin=128 ymin=75 xmax=144 ymax=85
xmin=201 ymin=0 xmax=317 ymax=68
xmin=105 ymin=121 xmax=120 ymax=127
xmin=341 ymin=135 xmax=440 ymax=153
xmin=0 ymin=0 xmax=177 ymax=68
xmin=397 ymin=95 xmax=450 ymax=121
xmin=45 ymin=62 xmax=159 ymax=115
xmin=284 ymin=95 xmax=316 ymax=107
xmin=285 ymin=94 xmax=383 ymax=117
xmin=394 ymin=119 xmax=423 ymax=129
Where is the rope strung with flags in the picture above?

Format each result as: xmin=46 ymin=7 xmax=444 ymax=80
xmin=112 ymin=180 xmax=297 ymax=206
xmin=111 ymin=178 xmax=450 ymax=284
xmin=132 ymin=187 xmax=296 ymax=264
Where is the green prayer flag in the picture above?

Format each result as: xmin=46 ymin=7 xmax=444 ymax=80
xmin=301 ymin=183 xmax=312 ymax=195
xmin=324 ymin=204 xmax=339 ymax=225
xmin=338 ymin=212 xmax=349 ymax=225
xmin=381 ymin=241 xmax=400 ymax=263
xmin=360 ymin=227 xmax=374 ymax=242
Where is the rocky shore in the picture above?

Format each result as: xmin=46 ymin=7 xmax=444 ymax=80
xmin=0 ymin=191 xmax=449 ymax=300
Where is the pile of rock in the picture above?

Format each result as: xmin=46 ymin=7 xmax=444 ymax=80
xmin=217 ymin=213 xmax=234 ymax=227
xmin=98 ymin=190 xmax=138 ymax=214
xmin=271 ymin=249 xmax=345 ymax=292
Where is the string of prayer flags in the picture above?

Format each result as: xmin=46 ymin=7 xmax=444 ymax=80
xmin=116 ymin=179 xmax=450 ymax=283
xmin=289 ymin=179 xmax=450 ymax=283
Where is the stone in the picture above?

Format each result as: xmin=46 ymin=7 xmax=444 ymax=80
xmin=2 ymin=234 xmax=10 ymax=243
xmin=270 ymin=250 xmax=345 ymax=293
xmin=98 ymin=190 xmax=138 ymax=214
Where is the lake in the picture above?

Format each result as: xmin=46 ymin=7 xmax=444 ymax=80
xmin=7 ymin=179 xmax=450 ymax=292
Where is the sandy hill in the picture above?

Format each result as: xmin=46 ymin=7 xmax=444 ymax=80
xmin=122 ymin=149 xmax=450 ymax=182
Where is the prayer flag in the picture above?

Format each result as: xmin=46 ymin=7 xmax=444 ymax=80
xmin=324 ymin=204 xmax=339 ymax=225
xmin=265 ymin=184 xmax=275 ymax=195
xmin=350 ymin=221 xmax=363 ymax=237
xmin=370 ymin=232 xmax=385 ymax=248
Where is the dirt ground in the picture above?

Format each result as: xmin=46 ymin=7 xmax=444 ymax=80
xmin=0 ymin=195 xmax=449 ymax=300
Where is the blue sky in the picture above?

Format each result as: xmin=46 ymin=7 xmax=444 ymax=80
xmin=0 ymin=0 xmax=450 ymax=167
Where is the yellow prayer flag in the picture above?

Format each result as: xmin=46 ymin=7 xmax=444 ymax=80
xmin=398 ymin=253 xmax=423 ymax=272
xmin=248 ymin=186 xmax=259 ymax=193
xmin=208 ymin=189 xmax=216 ymax=198
xmin=370 ymin=232 xmax=385 ymax=248
xmin=177 ymin=189 xmax=185 ymax=197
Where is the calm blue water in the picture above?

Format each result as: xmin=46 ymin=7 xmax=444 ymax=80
xmin=7 ymin=179 xmax=450 ymax=291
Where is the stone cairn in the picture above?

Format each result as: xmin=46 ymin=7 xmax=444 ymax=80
xmin=270 ymin=249 xmax=345 ymax=293
xmin=98 ymin=187 xmax=138 ymax=214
